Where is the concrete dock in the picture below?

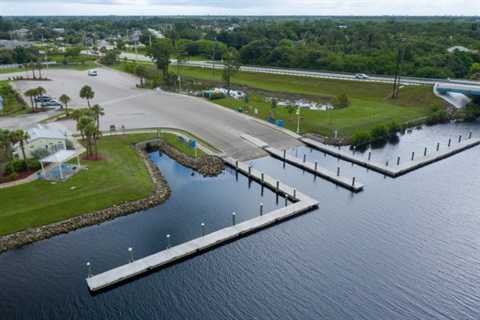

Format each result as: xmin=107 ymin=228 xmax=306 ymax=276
xmin=301 ymin=137 xmax=480 ymax=177
xmin=241 ymin=134 xmax=364 ymax=191
xmin=86 ymin=158 xmax=319 ymax=292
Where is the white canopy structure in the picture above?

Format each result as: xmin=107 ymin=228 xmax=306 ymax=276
xmin=39 ymin=150 xmax=81 ymax=180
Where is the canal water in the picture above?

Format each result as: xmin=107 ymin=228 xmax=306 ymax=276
xmin=0 ymin=122 xmax=478 ymax=319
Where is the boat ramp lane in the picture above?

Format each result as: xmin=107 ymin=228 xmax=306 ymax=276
xmin=301 ymin=136 xmax=480 ymax=177
xmin=86 ymin=159 xmax=319 ymax=292
xmin=239 ymin=134 xmax=364 ymax=192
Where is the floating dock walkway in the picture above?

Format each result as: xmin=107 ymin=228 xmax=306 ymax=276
xmin=301 ymin=137 xmax=480 ymax=177
xmin=86 ymin=157 xmax=319 ymax=292
xmin=241 ymin=134 xmax=364 ymax=192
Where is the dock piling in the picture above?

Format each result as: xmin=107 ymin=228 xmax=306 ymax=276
xmin=303 ymin=153 xmax=306 ymax=162
xmin=235 ymin=159 xmax=238 ymax=170
xmin=276 ymin=180 xmax=279 ymax=192
xmin=87 ymin=262 xmax=92 ymax=278
xmin=469 ymin=131 xmax=472 ymax=139
xmin=167 ymin=234 xmax=171 ymax=249
xmin=368 ymin=152 xmax=371 ymax=161
xmin=437 ymin=143 xmax=440 ymax=151
xmin=261 ymin=172 xmax=264 ymax=184
xmin=386 ymin=157 xmax=389 ymax=167
xmin=397 ymin=156 xmax=400 ymax=165
xmin=353 ymin=146 xmax=356 ymax=155
xmin=459 ymin=135 xmax=462 ymax=143
xmin=293 ymin=188 xmax=297 ymax=199
xmin=448 ymin=138 xmax=451 ymax=147
xmin=283 ymin=148 xmax=286 ymax=158
xmin=424 ymin=147 xmax=427 ymax=156
xmin=201 ymin=223 xmax=205 ymax=237
xmin=352 ymin=176 xmax=356 ymax=187
xmin=411 ymin=152 xmax=415 ymax=161
xmin=315 ymin=161 xmax=318 ymax=171
xmin=248 ymin=165 xmax=251 ymax=177
xmin=285 ymin=195 xmax=288 ymax=207
xmin=232 ymin=212 xmax=236 ymax=226
xmin=337 ymin=167 xmax=340 ymax=177
xmin=128 ymin=248 xmax=134 ymax=263
xmin=260 ymin=203 xmax=263 ymax=216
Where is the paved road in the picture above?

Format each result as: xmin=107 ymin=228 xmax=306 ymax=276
xmin=3 ymin=68 xmax=303 ymax=161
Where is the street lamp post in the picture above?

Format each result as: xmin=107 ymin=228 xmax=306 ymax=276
xmin=134 ymin=40 xmax=138 ymax=61
xmin=212 ymin=47 xmax=215 ymax=76
xmin=37 ymin=34 xmax=48 ymax=69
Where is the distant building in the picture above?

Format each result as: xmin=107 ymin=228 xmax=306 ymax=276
xmin=12 ymin=128 xmax=67 ymax=160
xmin=0 ymin=39 xmax=33 ymax=48
xmin=52 ymin=28 xmax=65 ymax=33
xmin=447 ymin=46 xmax=472 ymax=53
xmin=12 ymin=28 xmax=28 ymax=39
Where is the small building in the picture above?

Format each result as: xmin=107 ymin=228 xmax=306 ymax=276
xmin=447 ymin=46 xmax=472 ymax=53
xmin=12 ymin=128 xmax=67 ymax=160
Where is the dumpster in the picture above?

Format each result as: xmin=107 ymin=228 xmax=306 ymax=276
xmin=237 ymin=107 xmax=243 ymax=113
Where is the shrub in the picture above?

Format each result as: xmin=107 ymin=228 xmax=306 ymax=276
xmin=65 ymin=139 xmax=74 ymax=150
xmin=370 ymin=124 xmax=389 ymax=142
xmin=426 ymin=110 xmax=449 ymax=125
xmin=209 ymin=92 xmax=226 ymax=100
xmin=350 ymin=130 xmax=371 ymax=146
xmin=31 ymin=148 xmax=52 ymax=160
xmin=387 ymin=121 xmax=402 ymax=138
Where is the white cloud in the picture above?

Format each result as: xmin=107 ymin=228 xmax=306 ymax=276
xmin=1 ymin=0 xmax=479 ymax=16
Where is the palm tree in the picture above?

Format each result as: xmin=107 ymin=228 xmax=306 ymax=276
xmin=70 ymin=108 xmax=84 ymax=122
xmin=23 ymin=62 xmax=29 ymax=78
xmin=0 ymin=129 xmax=17 ymax=174
xmin=79 ymin=85 xmax=95 ymax=108
xmin=59 ymin=94 xmax=71 ymax=114
xmin=77 ymin=115 xmax=92 ymax=141
xmin=14 ymin=129 xmax=31 ymax=171
xmin=134 ymin=64 xmax=147 ymax=87
xmin=36 ymin=60 xmax=44 ymax=79
xmin=84 ymin=121 xmax=100 ymax=159
xmin=25 ymin=88 xmax=37 ymax=112
xmin=34 ymin=86 xmax=46 ymax=109
xmin=29 ymin=61 xmax=36 ymax=79
xmin=91 ymin=104 xmax=105 ymax=129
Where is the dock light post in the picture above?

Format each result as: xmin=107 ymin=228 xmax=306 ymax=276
xmin=296 ymin=105 xmax=300 ymax=134
xmin=232 ymin=212 xmax=236 ymax=226
xmin=201 ymin=223 xmax=205 ymax=237
xmin=167 ymin=234 xmax=171 ymax=249
xmin=260 ymin=203 xmax=263 ymax=216
xmin=128 ymin=248 xmax=134 ymax=263
xmin=87 ymin=262 xmax=92 ymax=278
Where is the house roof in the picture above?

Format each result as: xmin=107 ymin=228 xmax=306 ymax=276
xmin=13 ymin=128 xmax=66 ymax=148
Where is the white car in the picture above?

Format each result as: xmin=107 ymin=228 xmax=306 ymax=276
xmin=88 ymin=70 xmax=97 ymax=76
xmin=355 ymin=73 xmax=369 ymax=80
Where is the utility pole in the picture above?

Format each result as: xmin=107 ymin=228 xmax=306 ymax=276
xmin=392 ymin=38 xmax=406 ymax=99
xmin=212 ymin=47 xmax=215 ymax=76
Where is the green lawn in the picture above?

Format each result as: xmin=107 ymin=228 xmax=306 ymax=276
xmin=0 ymin=134 xmax=158 ymax=235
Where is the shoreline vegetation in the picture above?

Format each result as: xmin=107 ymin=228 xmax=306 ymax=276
xmin=0 ymin=138 xmax=224 ymax=254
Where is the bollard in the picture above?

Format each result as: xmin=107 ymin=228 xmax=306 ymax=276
xmin=386 ymin=157 xmax=389 ymax=167
xmin=128 ymin=247 xmax=134 ymax=263
xmin=87 ymin=262 xmax=92 ymax=278
xmin=469 ymin=131 xmax=472 ymax=139
xmin=368 ymin=151 xmax=371 ymax=161
xmin=397 ymin=156 xmax=400 ymax=165
xmin=276 ymin=180 xmax=279 ymax=192
xmin=260 ymin=203 xmax=263 ymax=216
xmin=352 ymin=176 xmax=356 ymax=187
xmin=458 ymin=135 xmax=462 ymax=143
xmin=248 ymin=165 xmax=251 ymax=177
xmin=424 ymin=147 xmax=427 ymax=156
xmin=167 ymin=234 xmax=171 ymax=249
xmin=303 ymin=153 xmax=306 ymax=162
xmin=235 ymin=159 xmax=238 ymax=170
xmin=448 ymin=138 xmax=451 ymax=147
xmin=261 ymin=172 xmax=264 ymax=184
xmin=293 ymin=188 xmax=297 ymax=199
xmin=437 ymin=142 xmax=440 ymax=151
xmin=285 ymin=195 xmax=288 ymax=207
xmin=337 ymin=167 xmax=340 ymax=177
xmin=315 ymin=161 xmax=318 ymax=171
xmin=232 ymin=212 xmax=236 ymax=226
xmin=411 ymin=152 xmax=415 ymax=161
xmin=353 ymin=146 xmax=356 ymax=155
xmin=283 ymin=148 xmax=286 ymax=158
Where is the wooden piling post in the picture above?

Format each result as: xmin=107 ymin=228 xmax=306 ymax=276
xmin=337 ymin=167 xmax=340 ymax=176
xmin=411 ymin=152 xmax=415 ymax=160
xmin=424 ymin=147 xmax=427 ymax=156
xmin=397 ymin=156 xmax=400 ymax=165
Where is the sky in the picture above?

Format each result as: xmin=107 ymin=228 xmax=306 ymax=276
xmin=1 ymin=0 xmax=479 ymax=17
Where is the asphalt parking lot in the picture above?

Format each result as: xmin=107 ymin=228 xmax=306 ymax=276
xmin=4 ymin=68 xmax=303 ymax=161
